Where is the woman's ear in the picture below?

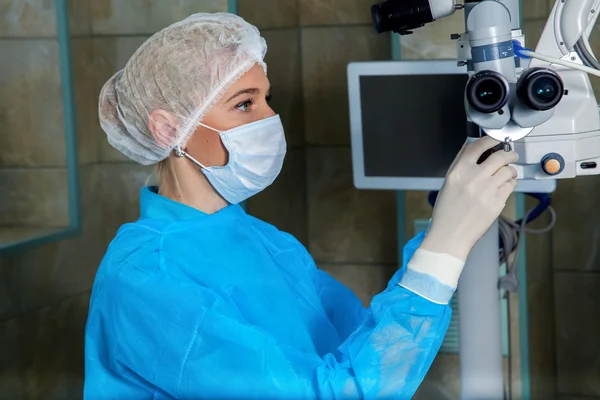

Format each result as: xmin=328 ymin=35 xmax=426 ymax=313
xmin=148 ymin=110 xmax=178 ymax=149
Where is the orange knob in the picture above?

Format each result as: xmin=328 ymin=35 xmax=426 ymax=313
xmin=541 ymin=153 xmax=564 ymax=176
xmin=544 ymin=158 xmax=561 ymax=174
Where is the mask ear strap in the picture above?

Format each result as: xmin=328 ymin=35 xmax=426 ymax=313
xmin=173 ymin=146 xmax=211 ymax=170
xmin=197 ymin=122 xmax=221 ymax=133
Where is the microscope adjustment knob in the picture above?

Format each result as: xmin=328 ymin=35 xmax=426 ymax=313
xmin=541 ymin=153 xmax=565 ymax=176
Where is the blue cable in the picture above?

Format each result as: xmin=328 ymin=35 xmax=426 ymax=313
xmin=427 ymin=191 xmax=551 ymax=224
xmin=512 ymin=39 xmax=532 ymax=60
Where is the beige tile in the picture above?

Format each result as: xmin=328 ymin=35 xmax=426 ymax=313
xmin=502 ymin=194 xmax=517 ymax=220
xmin=0 ymin=253 xmax=21 ymax=319
xmin=92 ymin=36 xmax=150 ymax=162
xmin=522 ymin=19 xmax=548 ymax=50
xmin=555 ymin=272 xmax=600 ymax=396
xmin=72 ymin=38 xmax=99 ymax=165
xmin=5 ymin=166 xmax=104 ymax=315
xmin=405 ymin=191 xmax=433 ymax=237
xmin=413 ymin=354 xmax=460 ymax=400
xmin=18 ymin=292 xmax=90 ymax=399
xmin=0 ymin=0 xmax=90 ymax=37
xmin=262 ymin=29 xmax=304 ymax=148
xmin=508 ymin=290 xmax=523 ymax=399
xmin=400 ymin=11 xmax=463 ymax=60
xmin=0 ymin=315 xmax=24 ymax=399
xmin=2 ymin=164 xmax=147 ymax=317
xmin=522 ymin=0 xmax=550 ymax=21
xmin=524 ymin=196 xmax=557 ymax=400
xmin=300 ymin=0 xmax=373 ymax=25
xmin=585 ymin=29 xmax=600 ymax=100
xmin=0 ymin=227 xmax=64 ymax=248
xmin=0 ymin=169 xmax=69 ymax=227
xmin=319 ymin=263 xmax=396 ymax=307
xmin=238 ymin=0 xmax=298 ymax=28
xmin=91 ymin=0 xmax=228 ymax=35
xmin=0 ymin=293 xmax=89 ymax=399
xmin=0 ymin=38 xmax=97 ymax=166
xmin=552 ymin=177 xmax=600 ymax=272
xmin=302 ymin=26 xmax=390 ymax=145
xmin=307 ymin=147 xmax=397 ymax=263
xmin=0 ymin=40 xmax=66 ymax=167
xmin=247 ymin=149 xmax=308 ymax=244
xmin=97 ymin=163 xmax=153 ymax=244
xmin=0 ymin=258 xmax=19 ymax=319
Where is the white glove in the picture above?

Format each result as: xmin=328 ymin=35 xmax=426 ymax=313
xmin=420 ymin=136 xmax=518 ymax=261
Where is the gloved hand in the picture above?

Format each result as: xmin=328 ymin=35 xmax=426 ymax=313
xmin=420 ymin=136 xmax=518 ymax=261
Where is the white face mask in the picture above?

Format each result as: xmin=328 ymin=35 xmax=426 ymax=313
xmin=174 ymin=115 xmax=287 ymax=205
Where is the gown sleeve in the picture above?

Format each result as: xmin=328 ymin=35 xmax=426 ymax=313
xmin=95 ymin=231 xmax=463 ymax=399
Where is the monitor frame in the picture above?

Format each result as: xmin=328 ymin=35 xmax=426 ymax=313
xmin=347 ymin=60 xmax=556 ymax=193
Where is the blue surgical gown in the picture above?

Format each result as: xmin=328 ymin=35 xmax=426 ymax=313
xmin=84 ymin=187 xmax=454 ymax=399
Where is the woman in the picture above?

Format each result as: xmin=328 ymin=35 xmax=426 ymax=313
xmin=84 ymin=12 xmax=518 ymax=399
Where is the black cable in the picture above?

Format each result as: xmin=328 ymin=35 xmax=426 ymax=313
xmin=427 ymin=191 xmax=556 ymax=293
xmin=575 ymin=38 xmax=600 ymax=70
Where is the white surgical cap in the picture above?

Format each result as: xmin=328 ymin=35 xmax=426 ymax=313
xmin=99 ymin=13 xmax=267 ymax=165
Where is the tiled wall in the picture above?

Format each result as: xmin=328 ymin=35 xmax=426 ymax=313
xmin=401 ymin=1 xmax=600 ymax=399
xmin=241 ymin=0 xmax=396 ymax=303
xmin=522 ymin=2 xmax=600 ymax=400
xmin=0 ymin=1 xmax=227 ymax=398
xmin=2 ymin=0 xmax=597 ymax=398
xmin=397 ymin=2 xmax=564 ymax=399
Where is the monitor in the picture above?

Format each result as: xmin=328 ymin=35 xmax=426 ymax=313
xmin=347 ymin=60 xmax=556 ymax=193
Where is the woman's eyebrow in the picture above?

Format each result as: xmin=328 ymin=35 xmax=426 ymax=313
xmin=225 ymin=88 xmax=259 ymax=103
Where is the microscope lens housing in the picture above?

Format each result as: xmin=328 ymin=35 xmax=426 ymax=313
xmin=466 ymin=70 xmax=510 ymax=114
xmin=517 ymin=68 xmax=564 ymax=111
xmin=371 ymin=0 xmax=434 ymax=34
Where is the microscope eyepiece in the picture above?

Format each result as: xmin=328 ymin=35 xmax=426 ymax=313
xmin=517 ymin=68 xmax=564 ymax=111
xmin=466 ymin=71 xmax=510 ymax=114
xmin=371 ymin=0 xmax=434 ymax=35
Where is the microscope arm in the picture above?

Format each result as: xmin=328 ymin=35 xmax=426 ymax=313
xmin=554 ymin=0 xmax=600 ymax=55
xmin=426 ymin=0 xmax=600 ymax=56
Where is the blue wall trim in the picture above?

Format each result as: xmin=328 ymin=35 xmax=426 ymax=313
xmin=391 ymin=33 xmax=401 ymax=60
xmin=516 ymin=193 xmax=531 ymax=400
xmin=227 ymin=0 xmax=238 ymax=14
xmin=57 ymin=0 xmax=81 ymax=233
xmin=396 ymin=192 xmax=406 ymax=267
xmin=1 ymin=0 xmax=82 ymax=255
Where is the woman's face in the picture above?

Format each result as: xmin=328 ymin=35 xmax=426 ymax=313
xmin=185 ymin=64 xmax=274 ymax=167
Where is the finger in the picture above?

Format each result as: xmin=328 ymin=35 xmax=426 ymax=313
xmin=461 ymin=136 xmax=501 ymax=163
xmin=498 ymin=179 xmax=518 ymax=201
xmin=492 ymin=166 xmax=518 ymax=186
xmin=481 ymin=149 xmax=519 ymax=175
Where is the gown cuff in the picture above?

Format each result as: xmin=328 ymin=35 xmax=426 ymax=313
xmin=398 ymin=249 xmax=465 ymax=304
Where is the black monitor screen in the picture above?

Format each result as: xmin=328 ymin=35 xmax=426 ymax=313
xmin=360 ymin=74 xmax=469 ymax=178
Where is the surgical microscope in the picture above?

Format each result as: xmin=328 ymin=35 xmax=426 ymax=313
xmin=368 ymin=1 xmax=600 ymax=398
xmin=372 ymin=0 xmax=600 ymax=180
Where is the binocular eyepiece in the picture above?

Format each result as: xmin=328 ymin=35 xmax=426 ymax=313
xmin=466 ymin=68 xmax=564 ymax=114
xmin=516 ymin=68 xmax=564 ymax=111
xmin=466 ymin=71 xmax=510 ymax=114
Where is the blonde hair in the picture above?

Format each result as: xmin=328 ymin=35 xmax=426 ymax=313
xmin=147 ymin=158 xmax=183 ymax=199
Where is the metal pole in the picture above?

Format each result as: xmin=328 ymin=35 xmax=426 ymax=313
xmin=458 ymin=220 xmax=504 ymax=400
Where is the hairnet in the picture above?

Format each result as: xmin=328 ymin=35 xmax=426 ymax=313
xmin=99 ymin=13 xmax=267 ymax=165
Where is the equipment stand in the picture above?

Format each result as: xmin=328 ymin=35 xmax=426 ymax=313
xmin=458 ymin=220 xmax=504 ymax=399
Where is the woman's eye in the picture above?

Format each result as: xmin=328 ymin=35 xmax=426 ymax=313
xmin=266 ymin=94 xmax=272 ymax=103
xmin=235 ymin=100 xmax=253 ymax=112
